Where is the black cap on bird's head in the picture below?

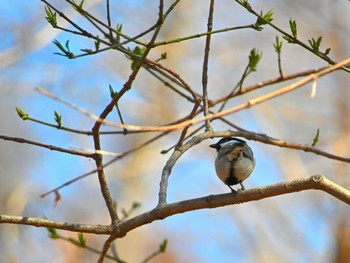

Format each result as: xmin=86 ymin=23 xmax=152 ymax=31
xmin=209 ymin=137 xmax=246 ymax=152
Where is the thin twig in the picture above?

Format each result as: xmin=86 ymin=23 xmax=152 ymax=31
xmin=145 ymin=66 xmax=195 ymax=102
xmin=202 ymin=0 xmax=215 ymax=131
xmin=210 ymin=67 xmax=326 ymax=105
xmin=0 ymin=215 xmax=112 ymax=234
xmin=153 ymin=24 xmax=255 ymax=47
xmin=234 ymin=0 xmax=350 ymax=73
xmin=106 ymin=0 xmax=113 ymax=38
xmin=175 ymin=99 xmax=201 ymax=148
xmin=0 ymin=135 xmax=94 ymax=158
xmin=36 ymin=87 xmax=103 ymax=123
xmin=215 ymin=130 xmax=350 ymax=163
xmin=37 ymin=65 xmax=329 ymax=133
xmin=146 ymin=59 xmax=200 ymax=100
xmin=113 ymin=57 xmax=350 ymax=132
xmin=54 ymin=234 xmax=119 ymax=261
xmin=98 ymin=234 xmax=118 ymax=263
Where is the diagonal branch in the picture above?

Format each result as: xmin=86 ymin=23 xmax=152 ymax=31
xmin=114 ymin=57 xmax=350 ymax=132
xmin=0 ymin=135 xmax=94 ymax=158
xmin=88 ymin=0 xmax=165 ymax=229
xmin=98 ymin=234 xmax=118 ymax=263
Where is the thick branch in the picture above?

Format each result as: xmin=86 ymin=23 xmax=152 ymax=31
xmin=124 ymin=175 xmax=350 ymax=236
xmin=1 ymin=176 xmax=348 ymax=237
xmin=158 ymin=129 xmax=350 ymax=206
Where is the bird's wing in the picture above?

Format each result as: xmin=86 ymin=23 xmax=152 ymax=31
xmin=225 ymin=145 xmax=244 ymax=162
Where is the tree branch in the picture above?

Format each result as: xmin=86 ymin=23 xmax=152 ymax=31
xmin=158 ymin=129 xmax=350 ymax=205
xmin=0 ymin=135 xmax=94 ymax=158
xmin=124 ymin=175 xmax=350 ymax=236
xmin=202 ymin=0 xmax=215 ymax=131
xmin=113 ymin=57 xmax=350 ymax=132
xmin=2 ymin=176 xmax=348 ymax=236
xmin=0 ymin=215 xmax=112 ymax=234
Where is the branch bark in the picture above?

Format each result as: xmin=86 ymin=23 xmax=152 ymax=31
xmin=1 ymin=175 xmax=349 ymax=237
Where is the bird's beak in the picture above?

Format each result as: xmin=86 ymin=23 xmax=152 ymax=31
xmin=209 ymin=143 xmax=218 ymax=149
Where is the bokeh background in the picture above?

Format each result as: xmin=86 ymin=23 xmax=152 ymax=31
xmin=0 ymin=0 xmax=349 ymax=262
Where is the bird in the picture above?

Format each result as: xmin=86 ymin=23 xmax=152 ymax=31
xmin=210 ymin=137 xmax=256 ymax=193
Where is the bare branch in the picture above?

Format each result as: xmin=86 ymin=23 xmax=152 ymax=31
xmin=90 ymin=0 xmax=165 ymax=225
xmin=210 ymin=67 xmax=328 ymax=105
xmin=202 ymin=0 xmax=215 ymax=131
xmin=0 ymin=135 xmax=94 ymax=158
xmin=0 ymin=215 xmax=111 ymax=234
xmin=2 ymin=176 xmax=348 ymax=238
xmin=98 ymin=235 xmax=118 ymax=263
xmin=127 ymin=175 xmax=350 ymax=235
xmin=36 ymin=87 xmax=103 ymax=124
xmin=158 ymin=129 xmax=350 ymax=205
xmin=115 ymin=57 xmax=350 ymax=132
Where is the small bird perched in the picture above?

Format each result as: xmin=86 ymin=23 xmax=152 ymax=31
xmin=210 ymin=137 xmax=256 ymax=192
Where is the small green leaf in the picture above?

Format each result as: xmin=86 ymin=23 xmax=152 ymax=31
xmin=116 ymin=23 xmax=123 ymax=43
xmin=282 ymin=35 xmax=295 ymax=44
xmin=47 ymin=228 xmax=60 ymax=239
xmin=324 ymin=47 xmax=331 ymax=55
xmin=248 ymin=48 xmax=262 ymax=71
xmin=273 ymin=36 xmax=282 ymax=53
xmin=308 ymin=36 xmax=322 ymax=52
xmin=256 ymin=9 xmax=274 ymax=26
xmin=133 ymin=46 xmax=145 ymax=56
xmin=238 ymin=0 xmax=249 ymax=8
xmin=53 ymin=39 xmax=65 ymax=53
xmin=94 ymin=37 xmax=101 ymax=51
xmin=16 ymin=107 xmax=29 ymax=120
xmin=156 ymin=52 xmax=168 ymax=62
xmin=160 ymin=239 xmax=168 ymax=252
xmin=73 ymin=0 xmax=85 ymax=13
xmin=312 ymin=128 xmax=320 ymax=147
xmin=80 ymin=48 xmax=93 ymax=54
xmin=289 ymin=19 xmax=297 ymax=38
xmin=54 ymin=111 xmax=62 ymax=128
xmin=130 ymin=46 xmax=146 ymax=70
xmin=53 ymin=39 xmax=74 ymax=58
xmin=45 ymin=6 xmax=57 ymax=27
xmin=78 ymin=0 xmax=85 ymax=9
xmin=65 ymin=40 xmax=71 ymax=52
xmin=78 ymin=232 xmax=86 ymax=247
xmin=109 ymin=84 xmax=116 ymax=99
